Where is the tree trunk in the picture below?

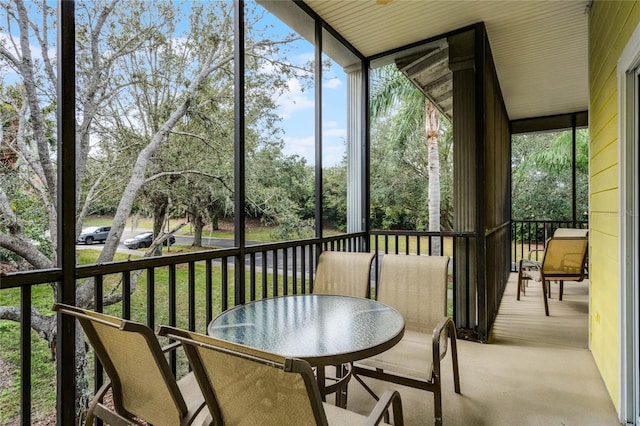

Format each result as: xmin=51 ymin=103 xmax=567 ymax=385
xmin=425 ymin=102 xmax=441 ymax=255
xmin=193 ymin=214 xmax=204 ymax=247
xmin=152 ymin=199 xmax=168 ymax=256
xmin=190 ymin=204 xmax=204 ymax=247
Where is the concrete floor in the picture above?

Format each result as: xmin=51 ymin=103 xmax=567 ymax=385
xmin=346 ymin=274 xmax=621 ymax=425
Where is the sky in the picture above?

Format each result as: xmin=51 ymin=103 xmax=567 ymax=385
xmin=275 ymin=61 xmax=347 ymax=168
xmin=255 ymin=5 xmax=348 ymax=168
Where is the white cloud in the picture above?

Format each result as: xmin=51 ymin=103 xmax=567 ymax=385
xmin=324 ymin=77 xmax=342 ymax=89
xmin=281 ymin=133 xmax=346 ymax=167
xmin=322 ymin=144 xmax=345 ymax=167
xmin=295 ymin=52 xmax=315 ymax=64
xmin=282 ymin=135 xmax=315 ymax=162
xmin=323 ymin=128 xmax=346 ymax=138
xmin=277 ymin=78 xmax=314 ymax=118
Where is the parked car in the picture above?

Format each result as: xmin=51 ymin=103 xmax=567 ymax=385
xmin=77 ymin=226 xmax=111 ymax=244
xmin=123 ymin=232 xmax=176 ymax=249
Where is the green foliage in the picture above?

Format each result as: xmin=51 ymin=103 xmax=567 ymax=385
xmin=322 ymin=164 xmax=347 ymax=231
xmin=246 ymin=145 xmax=316 ymax=239
xmin=369 ymin=65 xmax=454 ymax=231
xmin=512 ymin=129 xmax=589 ymax=222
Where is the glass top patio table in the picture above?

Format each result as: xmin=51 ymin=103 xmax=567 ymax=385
xmin=207 ymin=294 xmax=405 ymax=367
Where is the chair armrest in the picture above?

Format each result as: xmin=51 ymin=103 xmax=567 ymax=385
xmin=520 ymin=259 xmax=541 ymax=270
xmin=161 ymin=340 xmax=181 ymax=353
xmin=364 ymin=389 xmax=404 ymax=426
xmin=433 ymin=316 xmax=455 ymax=361
xmin=431 ymin=316 xmax=457 ymax=384
xmin=527 ymin=248 xmax=544 ymax=261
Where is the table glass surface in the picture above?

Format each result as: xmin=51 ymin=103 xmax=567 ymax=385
xmin=208 ymin=294 xmax=404 ymax=364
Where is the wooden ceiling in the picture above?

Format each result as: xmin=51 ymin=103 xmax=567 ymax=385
xmin=302 ymin=0 xmax=589 ymax=121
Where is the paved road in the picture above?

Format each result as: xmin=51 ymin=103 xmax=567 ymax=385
xmin=76 ymin=232 xmax=315 ymax=275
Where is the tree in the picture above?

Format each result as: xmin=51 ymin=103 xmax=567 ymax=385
xmin=369 ymin=64 xmax=451 ymax=251
xmin=512 ymin=129 xmax=589 ymax=222
xmin=323 ymin=163 xmax=348 ymax=231
xmin=245 ymin=144 xmax=315 ymax=240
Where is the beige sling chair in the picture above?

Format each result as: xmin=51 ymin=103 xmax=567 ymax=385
xmin=353 ymin=254 xmax=461 ymax=426
xmin=552 ymin=228 xmax=588 ymax=238
xmin=313 ymin=250 xmax=376 ymax=405
xmin=517 ymin=236 xmax=589 ymax=316
xmin=157 ymin=325 xmax=405 ymax=425
xmin=54 ymin=304 xmax=209 ymax=426
xmin=313 ymin=250 xmax=376 ymax=298
xmin=523 ymin=228 xmax=589 ymax=281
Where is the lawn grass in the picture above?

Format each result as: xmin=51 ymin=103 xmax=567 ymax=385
xmin=0 ymin=285 xmax=58 ymax=424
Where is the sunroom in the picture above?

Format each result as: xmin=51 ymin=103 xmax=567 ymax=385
xmin=0 ymin=0 xmax=637 ymax=424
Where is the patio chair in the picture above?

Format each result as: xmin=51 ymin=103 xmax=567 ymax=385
xmin=552 ymin=227 xmax=588 ymax=238
xmin=516 ymin=236 xmax=589 ymax=316
xmin=552 ymin=228 xmax=589 ymax=279
xmin=157 ymin=325 xmax=405 ymax=426
xmin=313 ymin=250 xmax=376 ymax=298
xmin=313 ymin=250 xmax=376 ymax=405
xmin=352 ymin=254 xmax=460 ymax=426
xmin=53 ymin=304 xmax=209 ymax=426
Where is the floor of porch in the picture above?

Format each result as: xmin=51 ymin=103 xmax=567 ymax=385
xmin=347 ymin=273 xmax=621 ymax=425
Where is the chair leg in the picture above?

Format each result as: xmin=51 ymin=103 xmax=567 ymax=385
xmin=517 ymin=269 xmax=523 ymax=300
xmin=559 ymin=281 xmax=564 ymax=301
xmin=448 ymin=324 xmax=461 ymax=394
xmin=542 ymin=280 xmax=549 ymax=316
xmin=433 ymin=384 xmax=442 ymax=426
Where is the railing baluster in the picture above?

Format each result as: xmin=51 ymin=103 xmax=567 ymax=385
xmin=20 ymin=285 xmax=32 ymax=426
xmin=250 ymin=252 xmax=256 ymax=301
xmin=206 ymin=259 xmax=213 ymax=326
xmin=301 ymin=245 xmax=307 ymax=294
xmin=122 ymin=271 xmax=131 ymax=320
xmin=146 ymin=269 xmax=155 ymax=329
xmin=222 ymin=258 xmax=228 ymax=311
xmin=273 ymin=249 xmax=278 ymax=297
xmin=293 ymin=246 xmax=298 ymax=295
xmin=261 ymin=251 xmax=268 ymax=299
xmin=374 ymin=235 xmax=380 ymax=297
xmin=309 ymin=245 xmax=315 ymax=293
xmin=188 ymin=261 xmax=196 ymax=331
xmin=309 ymin=244 xmax=315 ymax=291
xmin=90 ymin=275 xmax=104 ymax=426
xmin=283 ymin=248 xmax=289 ymax=296
xmin=168 ymin=264 xmax=177 ymax=374
xmin=94 ymin=274 xmax=104 ymax=422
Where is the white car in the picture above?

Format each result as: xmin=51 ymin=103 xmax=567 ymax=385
xmin=77 ymin=226 xmax=111 ymax=244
